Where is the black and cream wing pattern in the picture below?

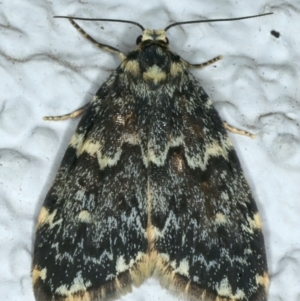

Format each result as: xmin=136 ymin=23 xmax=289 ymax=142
xmin=32 ymin=20 xmax=269 ymax=301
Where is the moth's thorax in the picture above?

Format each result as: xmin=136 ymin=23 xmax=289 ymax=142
xmin=121 ymin=29 xmax=183 ymax=87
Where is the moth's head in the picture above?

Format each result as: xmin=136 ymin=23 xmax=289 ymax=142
xmin=136 ymin=29 xmax=169 ymax=48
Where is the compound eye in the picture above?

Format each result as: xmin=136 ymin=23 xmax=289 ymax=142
xmin=136 ymin=35 xmax=142 ymax=45
xmin=165 ymin=37 xmax=169 ymax=44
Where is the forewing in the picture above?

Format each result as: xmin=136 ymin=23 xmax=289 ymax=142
xmin=148 ymin=73 xmax=268 ymax=301
xmin=32 ymin=70 xmax=149 ymax=301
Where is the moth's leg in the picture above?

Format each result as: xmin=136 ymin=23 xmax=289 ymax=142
xmin=43 ymin=103 xmax=90 ymax=121
xmin=223 ymin=121 xmax=255 ymax=139
xmin=184 ymin=55 xmax=252 ymax=138
xmin=69 ymin=19 xmax=126 ymax=61
xmin=183 ymin=55 xmax=222 ymax=69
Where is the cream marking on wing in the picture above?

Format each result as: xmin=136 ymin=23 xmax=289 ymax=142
xmin=110 ymin=253 xmax=150 ymax=284
xmin=55 ymin=273 xmax=92 ymax=296
xmin=70 ymin=133 xmax=85 ymax=156
xmin=72 ymin=132 xmax=144 ymax=168
xmin=123 ymin=133 xmax=141 ymax=146
xmin=77 ymin=210 xmax=92 ymax=223
xmin=158 ymin=253 xmax=170 ymax=263
xmin=74 ymin=137 xmax=122 ymax=169
xmin=170 ymin=260 xmax=176 ymax=269
xmin=243 ymin=213 xmax=263 ymax=234
xmin=214 ymin=213 xmax=228 ymax=225
xmin=256 ymin=272 xmax=269 ymax=291
xmin=96 ymin=150 xmax=122 ymax=169
xmin=116 ymin=256 xmax=128 ymax=274
xmin=116 ymin=252 xmax=146 ymax=276
xmin=37 ymin=207 xmax=62 ymax=229
xmin=32 ymin=266 xmax=47 ymax=284
xmin=186 ymin=138 xmax=232 ymax=170
xmin=147 ymin=135 xmax=185 ymax=166
xmin=174 ymin=259 xmax=190 ymax=277
xmin=250 ymin=213 xmax=263 ymax=230
xmin=215 ymin=277 xmax=245 ymax=299
xmin=129 ymin=252 xmax=145 ymax=267
xmin=80 ymin=139 xmax=101 ymax=157
xmin=149 ymin=212 xmax=180 ymax=240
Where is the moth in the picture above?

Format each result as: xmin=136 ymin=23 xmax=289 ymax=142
xmin=32 ymin=13 xmax=272 ymax=301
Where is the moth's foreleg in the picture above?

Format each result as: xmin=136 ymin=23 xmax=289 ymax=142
xmin=43 ymin=103 xmax=90 ymax=121
xmin=223 ymin=121 xmax=255 ymax=139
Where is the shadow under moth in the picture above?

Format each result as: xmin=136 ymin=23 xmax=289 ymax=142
xmin=32 ymin=12 xmax=272 ymax=301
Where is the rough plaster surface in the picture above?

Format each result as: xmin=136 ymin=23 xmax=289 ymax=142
xmin=1 ymin=1 xmax=300 ymax=300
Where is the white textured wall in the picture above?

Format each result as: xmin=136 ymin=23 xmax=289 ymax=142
xmin=0 ymin=1 xmax=299 ymax=300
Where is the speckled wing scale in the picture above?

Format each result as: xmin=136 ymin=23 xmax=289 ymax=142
xmin=32 ymin=13 xmax=271 ymax=301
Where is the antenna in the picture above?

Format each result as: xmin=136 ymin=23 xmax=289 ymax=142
xmin=164 ymin=12 xmax=273 ymax=31
xmin=54 ymin=16 xmax=145 ymax=31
